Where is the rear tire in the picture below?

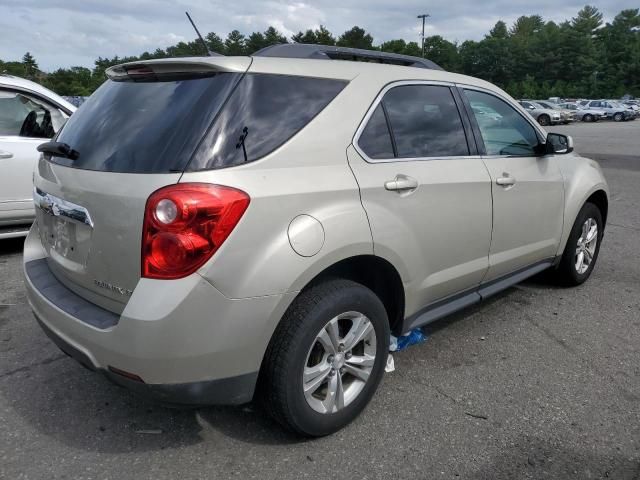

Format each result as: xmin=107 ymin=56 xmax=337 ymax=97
xmin=259 ymin=279 xmax=389 ymax=436
xmin=537 ymin=114 xmax=550 ymax=126
xmin=554 ymin=202 xmax=603 ymax=286
xmin=583 ymin=114 xmax=593 ymax=122
xmin=614 ymin=112 xmax=623 ymax=122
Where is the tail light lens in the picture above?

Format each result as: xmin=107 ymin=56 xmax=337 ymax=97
xmin=142 ymin=183 xmax=250 ymax=279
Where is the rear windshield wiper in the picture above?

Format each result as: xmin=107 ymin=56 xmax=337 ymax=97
xmin=37 ymin=141 xmax=80 ymax=160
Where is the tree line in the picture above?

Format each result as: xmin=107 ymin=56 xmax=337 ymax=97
xmin=1 ymin=6 xmax=638 ymax=99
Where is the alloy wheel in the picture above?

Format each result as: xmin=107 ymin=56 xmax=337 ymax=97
xmin=575 ymin=217 xmax=598 ymax=275
xmin=302 ymin=311 xmax=377 ymax=414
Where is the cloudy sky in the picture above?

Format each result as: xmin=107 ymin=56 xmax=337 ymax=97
xmin=0 ymin=0 xmax=635 ymax=70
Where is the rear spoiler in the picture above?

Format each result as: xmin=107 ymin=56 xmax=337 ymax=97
xmin=106 ymin=57 xmax=251 ymax=80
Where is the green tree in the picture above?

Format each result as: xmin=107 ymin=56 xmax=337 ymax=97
xmin=22 ymin=52 xmax=39 ymax=80
xmin=246 ymin=27 xmax=287 ymax=54
xmin=337 ymin=26 xmax=374 ymax=49
xmin=205 ymin=32 xmax=225 ymax=54
xmin=380 ymin=39 xmax=407 ymax=54
xmin=315 ymin=26 xmax=336 ymax=45
xmin=402 ymin=41 xmax=422 ymax=57
xmin=292 ymin=25 xmax=336 ymax=45
xmin=423 ymin=36 xmax=460 ymax=71
xmin=292 ymin=29 xmax=317 ymax=44
xmin=225 ymin=30 xmax=247 ymax=55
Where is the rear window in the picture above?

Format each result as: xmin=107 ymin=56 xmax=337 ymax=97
xmin=51 ymin=72 xmax=346 ymax=173
xmin=52 ymin=73 xmax=242 ymax=173
xmin=186 ymin=74 xmax=347 ymax=171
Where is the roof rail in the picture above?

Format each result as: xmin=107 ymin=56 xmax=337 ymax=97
xmin=253 ymin=43 xmax=444 ymax=71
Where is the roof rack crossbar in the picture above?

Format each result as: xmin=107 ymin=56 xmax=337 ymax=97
xmin=253 ymin=43 xmax=444 ymax=71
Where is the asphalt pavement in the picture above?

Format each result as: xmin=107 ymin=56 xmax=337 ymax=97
xmin=1 ymin=120 xmax=639 ymax=479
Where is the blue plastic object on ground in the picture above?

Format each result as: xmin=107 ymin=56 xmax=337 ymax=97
xmin=389 ymin=328 xmax=429 ymax=352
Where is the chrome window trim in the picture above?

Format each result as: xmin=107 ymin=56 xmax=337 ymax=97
xmin=353 ymin=80 xmax=479 ymax=164
xmin=33 ymin=187 xmax=94 ymax=228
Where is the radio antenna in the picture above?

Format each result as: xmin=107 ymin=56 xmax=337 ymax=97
xmin=185 ymin=11 xmax=212 ymax=56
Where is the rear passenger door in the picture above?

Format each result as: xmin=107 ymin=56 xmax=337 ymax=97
xmin=347 ymin=82 xmax=493 ymax=317
xmin=461 ymin=87 xmax=564 ymax=281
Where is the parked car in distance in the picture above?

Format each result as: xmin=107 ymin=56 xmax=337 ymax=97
xmin=535 ymin=100 xmax=575 ymax=124
xmin=558 ymin=102 xmax=605 ymax=122
xmin=585 ymin=100 xmax=634 ymax=122
xmin=62 ymin=96 xmax=89 ymax=108
xmin=0 ymin=75 xmax=75 ymax=239
xmin=24 ymin=46 xmax=609 ymax=436
xmin=470 ymin=102 xmax=504 ymax=128
xmin=519 ymin=100 xmax=562 ymax=126
xmin=617 ymin=101 xmax=639 ymax=118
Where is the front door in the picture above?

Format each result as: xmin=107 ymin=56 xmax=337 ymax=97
xmin=463 ymin=88 xmax=564 ymax=281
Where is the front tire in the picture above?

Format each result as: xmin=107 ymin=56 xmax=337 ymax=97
xmin=614 ymin=112 xmax=623 ymax=122
xmin=537 ymin=114 xmax=550 ymax=126
xmin=555 ymin=202 xmax=603 ymax=286
xmin=583 ymin=114 xmax=594 ymax=122
xmin=260 ymin=279 xmax=389 ymax=436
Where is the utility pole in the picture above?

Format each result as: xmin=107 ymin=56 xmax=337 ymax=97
xmin=417 ymin=14 xmax=430 ymax=58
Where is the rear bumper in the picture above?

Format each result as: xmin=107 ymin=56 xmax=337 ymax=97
xmin=35 ymin=314 xmax=257 ymax=405
xmin=23 ymin=224 xmax=295 ymax=405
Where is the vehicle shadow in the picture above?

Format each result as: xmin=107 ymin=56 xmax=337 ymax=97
xmin=0 ymin=237 xmax=26 ymax=256
xmin=0 ymin=356 xmax=302 ymax=453
xmin=0 ymin=258 xmax=569 ymax=454
xmin=466 ymin=436 xmax=639 ymax=479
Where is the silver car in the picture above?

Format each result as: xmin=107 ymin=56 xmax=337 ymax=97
xmin=24 ymin=46 xmax=608 ymax=436
xmin=558 ymin=102 xmax=605 ymax=122
xmin=0 ymin=75 xmax=75 ymax=238
xmin=585 ymin=100 xmax=633 ymax=121
xmin=535 ymin=100 xmax=576 ymax=124
xmin=519 ymin=100 xmax=562 ymax=126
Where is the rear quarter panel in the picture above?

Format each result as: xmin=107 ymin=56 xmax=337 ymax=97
xmin=179 ymin=73 xmax=383 ymax=299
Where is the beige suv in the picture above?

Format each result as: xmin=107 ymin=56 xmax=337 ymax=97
xmin=24 ymin=45 xmax=608 ymax=436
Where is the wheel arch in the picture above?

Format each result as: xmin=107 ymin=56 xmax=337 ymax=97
xmin=557 ymin=180 xmax=609 ymax=257
xmin=304 ymin=255 xmax=406 ymax=335
xmin=586 ymin=189 xmax=608 ymax=226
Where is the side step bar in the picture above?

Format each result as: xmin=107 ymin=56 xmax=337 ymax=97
xmin=403 ymin=259 xmax=554 ymax=333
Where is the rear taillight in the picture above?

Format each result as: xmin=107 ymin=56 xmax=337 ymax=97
xmin=142 ymin=183 xmax=250 ymax=279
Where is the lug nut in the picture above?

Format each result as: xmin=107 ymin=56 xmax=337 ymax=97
xmin=339 ymin=343 xmax=345 ymax=352
xmin=339 ymin=367 xmax=345 ymax=375
xmin=327 ymin=355 xmax=334 ymax=363
xmin=329 ymin=368 xmax=336 ymax=376
xmin=345 ymin=352 xmax=352 ymax=359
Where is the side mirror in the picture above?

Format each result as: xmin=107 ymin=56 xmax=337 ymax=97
xmin=546 ymin=133 xmax=574 ymax=154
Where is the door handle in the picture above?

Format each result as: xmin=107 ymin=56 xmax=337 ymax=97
xmin=0 ymin=150 xmax=13 ymax=159
xmin=385 ymin=175 xmax=419 ymax=192
xmin=496 ymin=174 xmax=516 ymax=187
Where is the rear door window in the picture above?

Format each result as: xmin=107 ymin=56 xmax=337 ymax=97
xmin=380 ymin=85 xmax=469 ymax=158
xmin=358 ymin=104 xmax=395 ymax=159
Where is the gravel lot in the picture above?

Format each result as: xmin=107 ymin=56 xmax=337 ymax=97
xmin=1 ymin=120 xmax=639 ymax=479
